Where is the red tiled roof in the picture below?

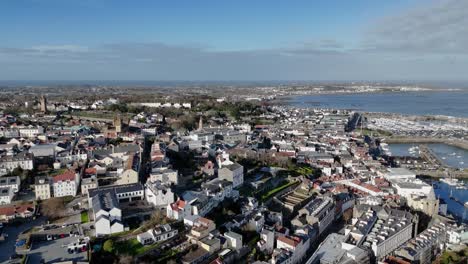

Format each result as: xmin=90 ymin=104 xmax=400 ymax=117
xmin=85 ymin=168 xmax=97 ymax=175
xmin=0 ymin=206 xmax=15 ymax=216
xmin=53 ymin=170 xmax=76 ymax=183
xmin=170 ymin=199 xmax=186 ymax=212
xmin=0 ymin=203 xmax=34 ymax=216
xmin=277 ymin=235 xmax=301 ymax=247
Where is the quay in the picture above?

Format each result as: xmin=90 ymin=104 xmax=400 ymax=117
xmin=385 ymin=136 xmax=468 ymax=151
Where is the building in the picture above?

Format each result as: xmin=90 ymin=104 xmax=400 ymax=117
xmin=391 ymin=178 xmax=439 ymax=217
xmin=0 ymin=127 xmax=20 ymax=138
xmin=18 ymin=125 xmax=44 ymax=138
xmin=199 ymin=236 xmax=221 ymax=253
xmin=447 ymin=226 xmax=468 ymax=245
xmin=53 ymin=170 xmax=80 ymax=197
xmin=0 ymin=176 xmax=21 ymax=193
xmin=0 ymin=187 xmax=14 ymax=205
xmin=305 ymin=233 xmax=370 ymax=264
xmin=292 ymin=197 xmax=335 ymax=235
xmin=88 ymin=183 xmax=144 ymax=204
xmin=201 ymin=179 xmax=235 ymax=202
xmin=384 ymin=168 xmax=416 ymax=180
xmin=137 ymin=224 xmax=178 ymax=245
xmin=393 ymin=223 xmax=449 ymax=264
xmin=81 ymin=177 xmax=98 ymax=196
xmin=0 ymin=202 xmax=35 ymax=222
xmin=0 ymin=153 xmax=34 ymax=175
xmin=224 ymin=231 xmax=243 ymax=251
xmin=276 ymin=235 xmax=310 ymax=264
xmin=113 ymin=115 xmax=122 ymax=133
xmin=258 ymin=226 xmax=276 ymax=253
xmin=188 ymin=217 xmax=216 ymax=241
xmin=218 ymin=163 xmax=244 ymax=188
xmin=354 ymin=205 xmax=415 ymax=259
xmin=145 ymin=182 xmax=175 ymax=207
xmin=149 ymin=168 xmax=179 ymax=185
xmin=115 ymin=168 xmax=139 ymax=185
xmin=34 ymin=176 xmax=52 ymax=200
xmin=40 ymin=95 xmax=47 ymax=113
xmin=92 ymin=191 xmax=124 ymax=236
xmin=29 ymin=144 xmax=56 ymax=158
xmin=167 ymin=199 xmax=192 ymax=221
xmin=392 ymin=179 xmax=433 ymax=198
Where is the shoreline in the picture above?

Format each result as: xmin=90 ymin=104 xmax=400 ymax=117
xmin=276 ymin=90 xmax=468 ymax=120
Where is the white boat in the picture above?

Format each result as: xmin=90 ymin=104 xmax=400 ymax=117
xmin=440 ymin=178 xmax=459 ymax=186
xmin=442 ymin=157 xmax=447 ymax=160
xmin=465 ymin=201 xmax=468 ymax=208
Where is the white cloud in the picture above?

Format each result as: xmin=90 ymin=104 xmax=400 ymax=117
xmin=364 ymin=0 xmax=468 ymax=54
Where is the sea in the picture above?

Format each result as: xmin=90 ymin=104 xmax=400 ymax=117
xmin=289 ymin=91 xmax=468 ymax=118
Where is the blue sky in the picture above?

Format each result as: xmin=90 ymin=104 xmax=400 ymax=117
xmin=1 ymin=0 xmax=467 ymax=81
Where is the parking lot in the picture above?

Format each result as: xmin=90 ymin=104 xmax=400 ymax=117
xmin=27 ymin=236 xmax=88 ymax=264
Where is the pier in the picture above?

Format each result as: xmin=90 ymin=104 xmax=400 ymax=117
xmin=385 ymin=136 xmax=468 ymax=151
xmin=419 ymin=144 xmax=445 ymax=167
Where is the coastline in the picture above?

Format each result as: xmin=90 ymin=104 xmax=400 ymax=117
xmin=279 ymin=90 xmax=468 ymax=119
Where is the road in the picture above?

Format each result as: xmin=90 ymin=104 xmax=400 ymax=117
xmin=0 ymin=217 xmax=46 ymax=262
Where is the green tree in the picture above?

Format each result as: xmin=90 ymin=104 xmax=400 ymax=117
xmin=103 ymin=239 xmax=115 ymax=253
xmin=10 ymin=167 xmax=24 ymax=176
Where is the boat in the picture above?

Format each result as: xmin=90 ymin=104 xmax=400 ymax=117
xmin=440 ymin=178 xmax=459 ymax=186
xmin=465 ymin=202 xmax=468 ymax=208
xmin=442 ymin=157 xmax=447 ymax=160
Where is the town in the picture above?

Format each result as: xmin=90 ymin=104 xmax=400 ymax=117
xmin=0 ymin=89 xmax=466 ymax=264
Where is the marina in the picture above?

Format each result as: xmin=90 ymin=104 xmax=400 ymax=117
xmin=435 ymin=180 xmax=468 ymax=223
xmin=389 ymin=143 xmax=468 ymax=169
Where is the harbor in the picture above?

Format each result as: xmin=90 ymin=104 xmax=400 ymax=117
xmin=434 ymin=180 xmax=468 ymax=223
xmin=389 ymin=143 xmax=468 ymax=169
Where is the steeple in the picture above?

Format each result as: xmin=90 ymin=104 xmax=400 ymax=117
xmin=198 ymin=116 xmax=203 ymax=131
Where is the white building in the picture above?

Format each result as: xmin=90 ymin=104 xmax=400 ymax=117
xmin=81 ymin=177 xmax=98 ymax=196
xmin=218 ymin=163 xmax=244 ymax=188
xmin=224 ymin=231 xmax=243 ymax=251
xmin=149 ymin=168 xmax=179 ymax=185
xmin=0 ymin=187 xmax=14 ymax=205
xmin=136 ymin=224 xmax=178 ymax=245
xmin=258 ymin=227 xmax=275 ymax=253
xmin=276 ymin=235 xmax=310 ymax=264
xmin=92 ymin=191 xmax=124 ymax=236
xmin=18 ymin=126 xmax=44 ymax=138
xmin=145 ymin=182 xmax=174 ymax=207
xmin=0 ymin=153 xmax=34 ymax=175
xmin=166 ymin=199 xmax=192 ymax=221
xmin=392 ymin=178 xmax=433 ymax=198
xmin=0 ymin=176 xmax=21 ymax=193
xmin=384 ymin=168 xmax=416 ymax=180
xmin=52 ymin=170 xmax=80 ymax=197
xmin=292 ymin=197 xmax=335 ymax=235
xmin=34 ymin=177 xmax=52 ymax=200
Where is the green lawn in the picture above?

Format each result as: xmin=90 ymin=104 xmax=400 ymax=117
xmin=80 ymin=211 xmax=89 ymax=223
xmin=114 ymin=238 xmax=161 ymax=256
xmin=260 ymin=181 xmax=298 ymax=202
